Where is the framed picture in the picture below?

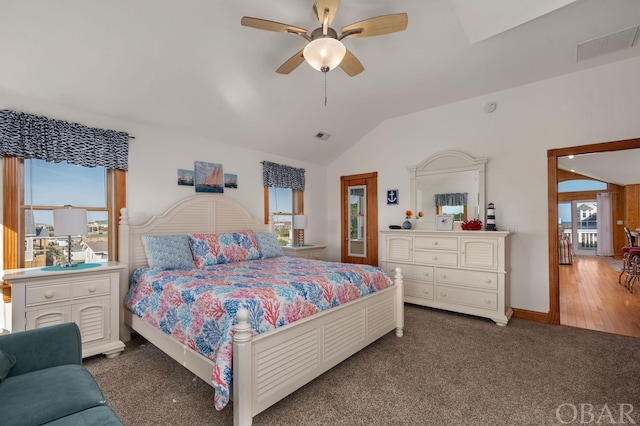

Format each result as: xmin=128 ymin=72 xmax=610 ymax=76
xmin=195 ymin=161 xmax=224 ymax=193
xmin=386 ymin=189 xmax=398 ymax=205
xmin=436 ymin=214 xmax=454 ymax=231
xmin=177 ymin=169 xmax=194 ymax=186
xmin=224 ymin=173 xmax=237 ymax=189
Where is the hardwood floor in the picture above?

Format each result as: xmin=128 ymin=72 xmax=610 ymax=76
xmin=560 ymin=256 xmax=640 ymax=338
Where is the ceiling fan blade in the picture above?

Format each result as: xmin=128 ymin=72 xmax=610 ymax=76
xmin=241 ymin=16 xmax=308 ymax=35
xmin=340 ymin=13 xmax=408 ymax=39
xmin=315 ymin=0 xmax=340 ymax=26
xmin=339 ymin=50 xmax=364 ymax=77
xmin=276 ymin=49 xmax=306 ymax=74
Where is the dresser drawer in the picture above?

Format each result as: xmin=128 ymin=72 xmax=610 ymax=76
xmin=26 ymin=283 xmax=71 ymax=306
xmin=436 ymin=285 xmax=498 ymax=311
xmin=414 ymin=250 xmax=458 ymax=266
xmin=414 ymin=236 xmax=458 ymax=251
xmin=385 ymin=263 xmax=434 ymax=282
xmin=404 ymin=280 xmax=434 ymax=300
xmin=71 ymin=277 xmax=111 ymax=299
xmin=435 ymin=267 xmax=498 ymax=290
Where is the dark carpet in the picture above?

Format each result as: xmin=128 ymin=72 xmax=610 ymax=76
xmin=84 ymin=304 xmax=640 ymax=425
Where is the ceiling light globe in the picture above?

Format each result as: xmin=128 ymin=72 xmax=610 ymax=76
xmin=303 ymin=38 xmax=346 ymax=73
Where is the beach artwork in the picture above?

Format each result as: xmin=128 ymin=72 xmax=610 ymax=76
xmin=195 ymin=161 xmax=224 ymax=193
xmin=224 ymin=173 xmax=238 ymax=189
xmin=177 ymin=169 xmax=194 ymax=186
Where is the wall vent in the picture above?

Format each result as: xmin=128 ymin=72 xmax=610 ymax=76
xmin=577 ymin=25 xmax=640 ymax=62
xmin=315 ymin=131 xmax=331 ymax=141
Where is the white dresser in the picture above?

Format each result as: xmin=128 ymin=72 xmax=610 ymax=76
xmin=2 ymin=262 xmax=125 ymax=357
xmin=380 ymin=230 xmax=512 ymax=326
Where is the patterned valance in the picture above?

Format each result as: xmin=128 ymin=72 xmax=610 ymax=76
xmin=0 ymin=109 xmax=129 ymax=171
xmin=350 ymin=188 xmax=365 ymax=197
xmin=435 ymin=192 xmax=468 ymax=206
xmin=262 ymin=161 xmax=305 ymax=191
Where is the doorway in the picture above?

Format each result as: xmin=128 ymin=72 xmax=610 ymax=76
xmin=340 ymin=172 xmax=378 ymax=266
xmin=559 ymin=200 xmax=599 ymax=257
xmin=548 ymin=137 xmax=640 ymax=330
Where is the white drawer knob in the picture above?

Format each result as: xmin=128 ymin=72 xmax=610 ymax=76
xmin=88 ymin=286 xmax=97 ymax=293
xmin=485 ymin=298 xmax=492 ymax=304
xmin=441 ymin=274 xmax=447 ymax=279
xmin=423 ymin=289 xmax=430 ymax=295
xmin=422 ymin=271 xmax=430 ymax=277
xmin=44 ymin=290 xmax=54 ymax=298
xmin=440 ymin=292 xmax=447 ymax=297
xmin=485 ymin=278 xmax=491 ymax=283
xmin=432 ymin=256 xmax=438 ymax=261
xmin=433 ymin=241 xmax=438 ymax=246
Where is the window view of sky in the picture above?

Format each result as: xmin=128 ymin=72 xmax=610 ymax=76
xmin=557 ymin=179 xmax=606 ymax=223
xmin=25 ymin=159 xmax=107 ymax=224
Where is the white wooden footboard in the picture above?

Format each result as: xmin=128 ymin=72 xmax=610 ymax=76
xmin=233 ymin=268 xmax=403 ymax=426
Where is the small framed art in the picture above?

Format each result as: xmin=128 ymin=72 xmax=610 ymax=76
xmin=436 ymin=214 xmax=454 ymax=231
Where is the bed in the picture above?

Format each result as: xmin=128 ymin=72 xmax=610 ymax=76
xmin=118 ymin=194 xmax=404 ymax=426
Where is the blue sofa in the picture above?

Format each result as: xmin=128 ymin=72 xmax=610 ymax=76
xmin=0 ymin=323 xmax=124 ymax=426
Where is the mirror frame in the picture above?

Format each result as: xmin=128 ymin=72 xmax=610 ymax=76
xmin=409 ymin=150 xmax=487 ymax=229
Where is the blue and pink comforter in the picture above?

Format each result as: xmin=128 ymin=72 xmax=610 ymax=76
xmin=124 ymin=256 xmax=394 ymax=410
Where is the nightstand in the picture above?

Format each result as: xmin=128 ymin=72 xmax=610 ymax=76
xmin=281 ymin=244 xmax=327 ymax=260
xmin=2 ymin=261 xmax=126 ymax=358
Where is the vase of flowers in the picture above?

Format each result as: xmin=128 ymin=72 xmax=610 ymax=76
xmin=403 ymin=210 xmax=413 ymax=229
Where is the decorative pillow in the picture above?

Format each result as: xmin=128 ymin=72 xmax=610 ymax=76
xmin=141 ymin=234 xmax=196 ymax=270
xmin=254 ymin=232 xmax=284 ymax=259
xmin=188 ymin=231 xmax=261 ymax=268
xmin=0 ymin=349 xmax=16 ymax=382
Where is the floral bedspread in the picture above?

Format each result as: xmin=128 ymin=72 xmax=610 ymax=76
xmin=124 ymin=256 xmax=394 ymax=410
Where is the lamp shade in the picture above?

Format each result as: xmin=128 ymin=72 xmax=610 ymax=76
xmin=293 ymin=215 xmax=308 ymax=230
xmin=303 ymin=38 xmax=346 ymax=72
xmin=53 ymin=207 xmax=88 ymax=236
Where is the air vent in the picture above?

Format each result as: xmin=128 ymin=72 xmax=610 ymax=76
xmin=315 ymin=131 xmax=331 ymax=141
xmin=577 ymin=25 xmax=640 ymax=62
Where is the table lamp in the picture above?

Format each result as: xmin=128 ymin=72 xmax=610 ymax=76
xmin=293 ymin=215 xmax=307 ymax=246
xmin=53 ymin=206 xmax=87 ymax=267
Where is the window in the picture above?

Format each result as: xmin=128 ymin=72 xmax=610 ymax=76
xmin=558 ymin=179 xmax=607 ymax=193
xmin=262 ymin=161 xmax=305 ymax=246
xmin=265 ymin=187 xmax=303 ymax=246
xmin=3 ymin=156 xmax=125 ymax=269
xmin=437 ymin=205 xmax=467 ymax=222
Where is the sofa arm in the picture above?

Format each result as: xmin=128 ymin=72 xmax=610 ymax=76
xmin=0 ymin=323 xmax=82 ymax=378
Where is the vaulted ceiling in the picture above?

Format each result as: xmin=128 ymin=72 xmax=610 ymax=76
xmin=1 ymin=0 xmax=639 ymax=165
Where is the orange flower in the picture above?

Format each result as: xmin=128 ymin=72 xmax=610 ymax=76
xmin=418 ymin=211 xmax=424 ymax=218
xmin=405 ymin=210 xmax=413 ymax=219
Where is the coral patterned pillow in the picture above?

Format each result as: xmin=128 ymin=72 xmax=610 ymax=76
xmin=188 ymin=231 xmax=261 ymax=268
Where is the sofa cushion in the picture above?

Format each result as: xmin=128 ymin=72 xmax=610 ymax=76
xmin=0 ymin=349 xmax=16 ymax=382
xmin=0 ymin=364 xmax=107 ymax=426
xmin=45 ymin=405 xmax=124 ymax=426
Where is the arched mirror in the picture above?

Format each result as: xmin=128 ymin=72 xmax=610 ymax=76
xmin=409 ymin=150 xmax=487 ymax=229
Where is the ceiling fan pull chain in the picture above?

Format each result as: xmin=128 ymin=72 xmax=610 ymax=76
xmin=324 ymin=72 xmax=328 ymax=107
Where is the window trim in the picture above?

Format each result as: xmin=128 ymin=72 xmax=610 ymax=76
xmin=263 ymin=187 xmax=303 ymax=225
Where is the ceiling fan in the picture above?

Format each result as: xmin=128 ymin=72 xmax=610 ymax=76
xmin=241 ymin=0 xmax=408 ymax=77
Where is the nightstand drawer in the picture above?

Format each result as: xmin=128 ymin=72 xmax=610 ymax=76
xmin=26 ymin=283 xmax=71 ymax=306
xmin=71 ymin=277 xmax=111 ymax=299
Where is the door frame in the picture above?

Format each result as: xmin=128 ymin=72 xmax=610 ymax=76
xmin=547 ymin=137 xmax=640 ymax=325
xmin=340 ymin=172 xmax=378 ymax=265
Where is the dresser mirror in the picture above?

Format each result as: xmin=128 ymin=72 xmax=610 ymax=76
xmin=408 ymin=150 xmax=487 ymax=229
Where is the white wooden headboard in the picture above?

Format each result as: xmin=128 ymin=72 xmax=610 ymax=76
xmin=119 ymin=194 xmax=271 ymax=272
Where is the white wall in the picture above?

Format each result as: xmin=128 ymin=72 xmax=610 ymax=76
xmin=326 ymin=55 xmax=640 ymax=314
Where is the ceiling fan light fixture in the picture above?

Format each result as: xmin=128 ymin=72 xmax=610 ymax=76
xmin=303 ymin=37 xmax=346 ymax=72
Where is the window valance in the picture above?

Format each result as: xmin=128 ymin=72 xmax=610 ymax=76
xmin=262 ymin=161 xmax=305 ymax=191
xmin=435 ymin=192 xmax=468 ymax=206
xmin=0 ymin=109 xmax=129 ymax=171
